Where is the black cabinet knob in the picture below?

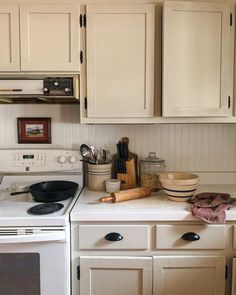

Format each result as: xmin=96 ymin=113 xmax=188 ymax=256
xmin=105 ymin=232 xmax=123 ymax=242
xmin=181 ymin=232 xmax=200 ymax=241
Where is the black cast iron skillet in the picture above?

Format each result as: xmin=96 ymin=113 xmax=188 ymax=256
xmin=10 ymin=181 xmax=79 ymax=202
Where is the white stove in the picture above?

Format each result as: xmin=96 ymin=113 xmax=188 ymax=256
xmin=0 ymin=149 xmax=83 ymax=295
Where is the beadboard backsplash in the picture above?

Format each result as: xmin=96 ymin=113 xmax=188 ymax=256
xmin=0 ymin=104 xmax=235 ymax=173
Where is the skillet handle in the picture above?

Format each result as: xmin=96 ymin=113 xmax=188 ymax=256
xmin=10 ymin=190 xmax=30 ymax=196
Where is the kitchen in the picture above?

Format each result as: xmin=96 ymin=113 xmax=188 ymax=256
xmin=0 ymin=0 xmax=236 ymax=295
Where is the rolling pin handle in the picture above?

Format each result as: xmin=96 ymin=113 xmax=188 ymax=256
xmin=99 ymin=196 xmax=113 ymax=202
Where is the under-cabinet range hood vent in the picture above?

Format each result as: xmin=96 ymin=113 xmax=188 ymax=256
xmin=0 ymin=74 xmax=79 ymax=104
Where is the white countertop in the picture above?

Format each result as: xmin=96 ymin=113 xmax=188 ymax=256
xmin=71 ymin=185 xmax=236 ymax=222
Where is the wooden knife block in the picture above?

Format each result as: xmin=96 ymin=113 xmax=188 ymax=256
xmin=117 ymin=158 xmax=137 ymax=190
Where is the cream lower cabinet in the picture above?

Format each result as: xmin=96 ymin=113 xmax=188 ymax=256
xmin=78 ymin=255 xmax=225 ymax=295
xmin=231 ymin=258 xmax=236 ymax=295
xmin=84 ymin=4 xmax=155 ymax=118
xmin=72 ymin=223 xmax=230 ymax=295
xmin=153 ymin=256 xmax=225 ymax=295
xmin=80 ymin=256 xmax=152 ymax=295
xmin=163 ymin=1 xmax=234 ymax=117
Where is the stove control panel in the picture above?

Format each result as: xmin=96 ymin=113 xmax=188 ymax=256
xmin=12 ymin=153 xmax=46 ymax=167
xmin=0 ymin=149 xmax=82 ymax=173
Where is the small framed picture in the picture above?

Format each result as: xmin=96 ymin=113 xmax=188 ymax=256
xmin=17 ymin=117 xmax=51 ymax=144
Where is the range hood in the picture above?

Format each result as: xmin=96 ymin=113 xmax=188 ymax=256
xmin=0 ymin=74 xmax=79 ymax=104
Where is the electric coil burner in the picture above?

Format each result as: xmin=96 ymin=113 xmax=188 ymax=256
xmin=28 ymin=203 xmax=64 ymax=215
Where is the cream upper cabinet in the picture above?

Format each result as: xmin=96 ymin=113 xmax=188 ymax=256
xmin=20 ymin=4 xmax=80 ymax=71
xmin=0 ymin=5 xmax=20 ymax=71
xmin=80 ymin=256 xmax=152 ymax=295
xmin=153 ymin=256 xmax=225 ymax=295
xmin=85 ymin=4 xmax=155 ymax=118
xmin=163 ymin=1 xmax=234 ymax=117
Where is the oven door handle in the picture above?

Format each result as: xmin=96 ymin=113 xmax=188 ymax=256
xmin=0 ymin=232 xmax=66 ymax=243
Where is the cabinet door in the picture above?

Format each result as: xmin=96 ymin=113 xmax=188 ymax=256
xmin=231 ymin=258 xmax=236 ymax=295
xmin=153 ymin=256 xmax=225 ymax=295
xmin=20 ymin=4 xmax=80 ymax=71
xmin=0 ymin=5 xmax=20 ymax=71
xmin=86 ymin=5 xmax=154 ymax=118
xmin=80 ymin=256 xmax=152 ymax=295
xmin=163 ymin=1 xmax=233 ymax=117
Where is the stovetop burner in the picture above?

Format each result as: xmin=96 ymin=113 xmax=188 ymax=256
xmin=28 ymin=203 xmax=64 ymax=215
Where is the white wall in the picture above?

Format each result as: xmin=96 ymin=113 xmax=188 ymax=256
xmin=0 ymin=104 xmax=235 ymax=173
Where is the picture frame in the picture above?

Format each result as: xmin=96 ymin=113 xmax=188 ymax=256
xmin=17 ymin=117 xmax=51 ymax=144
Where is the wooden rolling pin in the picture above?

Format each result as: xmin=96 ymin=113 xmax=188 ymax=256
xmin=99 ymin=187 xmax=152 ymax=203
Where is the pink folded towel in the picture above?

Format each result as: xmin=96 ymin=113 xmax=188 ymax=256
xmin=188 ymin=192 xmax=236 ymax=224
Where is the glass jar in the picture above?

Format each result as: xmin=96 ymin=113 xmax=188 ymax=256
xmin=139 ymin=152 xmax=165 ymax=192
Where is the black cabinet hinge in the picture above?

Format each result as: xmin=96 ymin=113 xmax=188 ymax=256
xmin=80 ymin=51 xmax=83 ymax=64
xmin=83 ymin=14 xmax=87 ymax=27
xmin=77 ymin=265 xmax=80 ymax=280
xmin=228 ymin=96 xmax=231 ymax=109
xmin=225 ymin=264 xmax=228 ymax=280
xmin=80 ymin=14 xmax=83 ymax=27
xmin=80 ymin=14 xmax=86 ymax=27
xmin=84 ymin=97 xmax=87 ymax=110
xmin=230 ymin=13 xmax=233 ymax=26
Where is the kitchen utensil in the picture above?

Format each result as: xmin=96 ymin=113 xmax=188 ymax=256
xmin=10 ymin=180 xmax=78 ymax=202
xmin=139 ymin=152 xmax=165 ymax=192
xmin=90 ymin=145 xmax=98 ymax=163
xmin=159 ymin=173 xmax=199 ymax=186
xmin=126 ymin=158 xmax=136 ymax=187
xmin=116 ymin=142 xmax=126 ymax=173
xmin=105 ymin=149 xmax=112 ymax=163
xmin=101 ymin=149 xmax=106 ymax=164
xmin=161 ymin=182 xmax=198 ymax=202
xmin=115 ymin=137 xmax=137 ymax=189
xmin=159 ymin=172 xmax=199 ymax=202
xmin=80 ymin=144 xmax=94 ymax=162
xmin=88 ymin=163 xmax=112 ymax=191
xmin=80 ymin=159 xmax=95 ymax=165
xmin=105 ymin=179 xmax=121 ymax=193
xmin=99 ymin=187 xmax=152 ymax=203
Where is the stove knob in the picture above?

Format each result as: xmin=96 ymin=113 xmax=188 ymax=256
xmin=57 ymin=156 xmax=66 ymax=164
xmin=64 ymin=88 xmax=70 ymax=93
xmin=68 ymin=155 xmax=77 ymax=164
xmin=54 ymin=81 xmax=59 ymax=87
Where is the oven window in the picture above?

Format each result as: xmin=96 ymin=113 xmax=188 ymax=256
xmin=0 ymin=253 xmax=40 ymax=295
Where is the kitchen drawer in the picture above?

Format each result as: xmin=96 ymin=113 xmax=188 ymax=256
xmin=156 ymin=225 xmax=226 ymax=250
xmin=78 ymin=225 xmax=149 ymax=250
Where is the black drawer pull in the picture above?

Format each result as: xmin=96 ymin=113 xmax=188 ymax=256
xmin=181 ymin=232 xmax=200 ymax=241
xmin=105 ymin=232 xmax=123 ymax=242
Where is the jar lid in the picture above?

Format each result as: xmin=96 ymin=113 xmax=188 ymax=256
xmin=140 ymin=152 xmax=165 ymax=165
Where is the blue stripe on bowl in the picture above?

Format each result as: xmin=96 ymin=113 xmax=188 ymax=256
xmin=162 ymin=187 xmax=196 ymax=193
xmin=165 ymin=193 xmax=194 ymax=198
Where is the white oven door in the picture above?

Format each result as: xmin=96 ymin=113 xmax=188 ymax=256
xmin=0 ymin=227 xmax=70 ymax=295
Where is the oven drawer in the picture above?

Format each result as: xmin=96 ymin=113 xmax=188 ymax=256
xmin=156 ymin=225 xmax=226 ymax=249
xmin=78 ymin=224 xmax=149 ymax=250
